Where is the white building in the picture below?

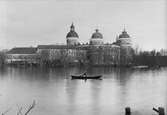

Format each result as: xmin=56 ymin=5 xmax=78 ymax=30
xmin=6 ymin=47 xmax=37 ymax=64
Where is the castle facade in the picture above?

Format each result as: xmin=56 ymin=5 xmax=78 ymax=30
xmin=6 ymin=23 xmax=133 ymax=66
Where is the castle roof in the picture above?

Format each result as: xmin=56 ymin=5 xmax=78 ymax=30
xmin=37 ymin=45 xmax=87 ymax=50
xmin=7 ymin=47 xmax=37 ymax=54
xmin=119 ymin=29 xmax=130 ymax=38
xmin=91 ymin=29 xmax=103 ymax=39
xmin=66 ymin=31 xmax=79 ymax=38
xmin=66 ymin=23 xmax=79 ymax=38
xmin=37 ymin=45 xmax=68 ymax=49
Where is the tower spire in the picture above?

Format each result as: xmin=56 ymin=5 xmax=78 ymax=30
xmin=70 ymin=22 xmax=75 ymax=31
xmin=95 ymin=29 xmax=99 ymax=32
xmin=123 ymin=25 xmax=126 ymax=32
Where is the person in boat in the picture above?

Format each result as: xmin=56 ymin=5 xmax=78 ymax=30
xmin=82 ymin=72 xmax=87 ymax=77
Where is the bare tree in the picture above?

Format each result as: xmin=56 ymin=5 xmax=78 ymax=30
xmin=0 ymin=51 xmax=6 ymax=67
xmin=16 ymin=105 xmax=23 ymax=115
xmin=1 ymin=108 xmax=12 ymax=115
xmin=24 ymin=100 xmax=36 ymax=115
xmin=2 ymin=100 xmax=36 ymax=115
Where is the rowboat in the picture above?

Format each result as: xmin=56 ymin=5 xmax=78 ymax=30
xmin=71 ymin=75 xmax=102 ymax=79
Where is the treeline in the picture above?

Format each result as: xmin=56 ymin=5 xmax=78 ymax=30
xmin=1 ymin=49 xmax=167 ymax=67
xmin=132 ymin=50 xmax=167 ymax=67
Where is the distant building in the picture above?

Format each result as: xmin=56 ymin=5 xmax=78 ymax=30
xmin=6 ymin=47 xmax=37 ymax=65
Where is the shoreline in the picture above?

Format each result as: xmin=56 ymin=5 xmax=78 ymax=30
xmin=1 ymin=64 xmax=166 ymax=70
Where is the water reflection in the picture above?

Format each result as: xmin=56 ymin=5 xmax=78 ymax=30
xmin=0 ymin=67 xmax=167 ymax=115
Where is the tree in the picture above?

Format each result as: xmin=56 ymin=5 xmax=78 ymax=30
xmin=0 ymin=51 xmax=6 ymax=67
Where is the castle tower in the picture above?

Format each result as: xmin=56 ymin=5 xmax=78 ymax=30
xmin=117 ymin=28 xmax=133 ymax=66
xmin=66 ymin=23 xmax=79 ymax=45
xmin=116 ymin=28 xmax=132 ymax=47
xmin=89 ymin=29 xmax=103 ymax=45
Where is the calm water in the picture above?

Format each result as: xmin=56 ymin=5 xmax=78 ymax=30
xmin=0 ymin=67 xmax=167 ymax=115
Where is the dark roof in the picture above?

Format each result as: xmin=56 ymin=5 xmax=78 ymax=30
xmin=7 ymin=47 xmax=37 ymax=54
xmin=119 ymin=30 xmax=130 ymax=38
xmin=112 ymin=42 xmax=118 ymax=45
xmin=37 ymin=45 xmax=88 ymax=50
xmin=91 ymin=29 xmax=103 ymax=39
xmin=38 ymin=45 xmax=68 ymax=49
xmin=66 ymin=31 xmax=79 ymax=38
xmin=66 ymin=23 xmax=79 ymax=38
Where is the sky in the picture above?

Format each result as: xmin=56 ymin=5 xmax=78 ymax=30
xmin=0 ymin=0 xmax=166 ymax=51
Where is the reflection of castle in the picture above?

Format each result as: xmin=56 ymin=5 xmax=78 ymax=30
xmin=6 ymin=23 xmax=133 ymax=66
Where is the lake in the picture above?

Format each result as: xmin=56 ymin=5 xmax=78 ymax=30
xmin=0 ymin=66 xmax=167 ymax=115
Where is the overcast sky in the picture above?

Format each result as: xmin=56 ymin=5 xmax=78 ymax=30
xmin=0 ymin=0 xmax=166 ymax=50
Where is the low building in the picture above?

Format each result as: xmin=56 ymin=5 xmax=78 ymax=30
xmin=6 ymin=47 xmax=37 ymax=65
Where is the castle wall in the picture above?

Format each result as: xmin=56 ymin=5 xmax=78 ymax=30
xmin=67 ymin=37 xmax=79 ymax=45
xmin=87 ymin=45 xmax=120 ymax=66
xmin=89 ymin=39 xmax=103 ymax=45
xmin=37 ymin=47 xmax=87 ymax=66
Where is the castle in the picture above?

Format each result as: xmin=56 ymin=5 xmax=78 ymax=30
xmin=6 ymin=23 xmax=133 ymax=66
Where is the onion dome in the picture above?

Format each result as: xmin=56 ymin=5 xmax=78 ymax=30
xmin=119 ymin=29 xmax=130 ymax=38
xmin=91 ymin=29 xmax=103 ymax=39
xmin=66 ymin=23 xmax=79 ymax=38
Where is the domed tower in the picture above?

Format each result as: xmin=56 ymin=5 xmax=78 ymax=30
xmin=116 ymin=28 xmax=132 ymax=47
xmin=66 ymin=23 xmax=79 ymax=45
xmin=117 ymin=28 xmax=133 ymax=66
xmin=89 ymin=29 xmax=103 ymax=45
